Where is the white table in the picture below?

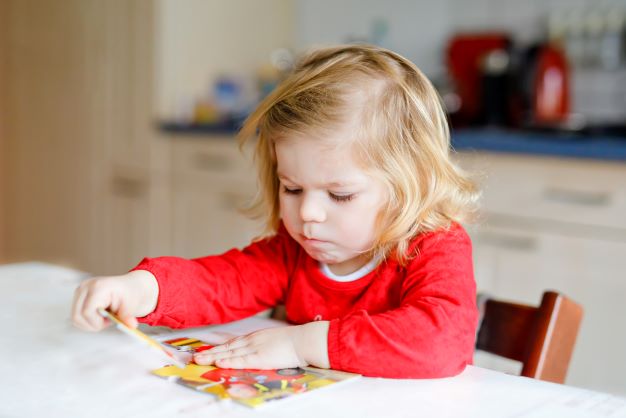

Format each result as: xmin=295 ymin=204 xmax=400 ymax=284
xmin=2 ymin=262 xmax=626 ymax=418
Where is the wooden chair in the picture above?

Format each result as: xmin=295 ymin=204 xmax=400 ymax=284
xmin=476 ymin=290 xmax=583 ymax=384
xmin=271 ymin=304 xmax=287 ymax=321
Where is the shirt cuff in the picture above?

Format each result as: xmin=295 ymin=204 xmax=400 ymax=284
xmin=130 ymin=257 xmax=185 ymax=328
xmin=327 ymin=318 xmax=344 ymax=371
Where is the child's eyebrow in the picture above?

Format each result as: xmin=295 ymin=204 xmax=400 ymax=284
xmin=277 ymin=172 xmax=360 ymax=188
xmin=276 ymin=172 xmax=295 ymax=183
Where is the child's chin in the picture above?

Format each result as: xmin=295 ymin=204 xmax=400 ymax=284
xmin=308 ymin=251 xmax=341 ymax=265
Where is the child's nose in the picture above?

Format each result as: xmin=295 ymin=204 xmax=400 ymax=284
xmin=299 ymin=193 xmax=326 ymax=223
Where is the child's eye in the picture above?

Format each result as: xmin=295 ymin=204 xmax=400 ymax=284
xmin=282 ymin=186 xmax=302 ymax=195
xmin=329 ymin=192 xmax=355 ymax=203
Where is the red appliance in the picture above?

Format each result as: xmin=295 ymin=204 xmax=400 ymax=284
xmin=446 ymin=33 xmax=511 ymax=125
xmin=532 ymin=44 xmax=570 ymax=124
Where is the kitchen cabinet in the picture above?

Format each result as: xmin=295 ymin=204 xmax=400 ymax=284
xmin=458 ymin=151 xmax=626 ymax=395
xmin=2 ymin=0 xmax=108 ymax=269
xmin=463 ymin=151 xmax=626 ymax=231
xmin=1 ymin=0 xmax=295 ymax=272
xmin=97 ymin=165 xmax=173 ymax=275
xmin=93 ymin=1 xmax=174 ymax=274
xmin=169 ymin=137 xmax=263 ymax=258
xmin=1 ymin=0 xmax=172 ymax=274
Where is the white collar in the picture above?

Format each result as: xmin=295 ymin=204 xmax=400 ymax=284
xmin=319 ymin=256 xmax=379 ymax=282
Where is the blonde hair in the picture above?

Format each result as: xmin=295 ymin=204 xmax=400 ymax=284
xmin=238 ymin=44 xmax=480 ymax=265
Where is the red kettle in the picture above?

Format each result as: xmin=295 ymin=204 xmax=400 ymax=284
xmin=533 ymin=44 xmax=570 ymax=124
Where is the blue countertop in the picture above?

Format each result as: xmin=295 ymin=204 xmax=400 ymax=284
xmin=160 ymin=122 xmax=626 ymax=162
xmin=451 ymin=128 xmax=626 ymax=162
xmin=160 ymin=121 xmax=242 ymax=135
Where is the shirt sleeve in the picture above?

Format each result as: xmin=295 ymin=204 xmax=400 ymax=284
xmin=326 ymin=225 xmax=479 ymax=379
xmin=133 ymin=226 xmax=296 ymax=329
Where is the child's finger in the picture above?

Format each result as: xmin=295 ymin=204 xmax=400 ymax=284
xmin=81 ymin=291 xmax=109 ymax=331
xmin=192 ymin=354 xmax=215 ymax=365
xmin=73 ymin=279 xmax=106 ymax=331
xmin=116 ymin=301 xmax=138 ymax=329
xmin=194 ymin=345 xmax=256 ymax=365
xmin=204 ymin=335 xmax=248 ymax=354
xmin=71 ymin=285 xmax=91 ymax=330
xmin=215 ymin=353 xmax=261 ymax=369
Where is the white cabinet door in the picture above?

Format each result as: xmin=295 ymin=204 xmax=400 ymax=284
xmin=169 ymin=137 xmax=261 ymax=258
xmin=472 ymin=224 xmax=626 ymax=395
xmin=170 ymin=177 xmax=261 ymax=258
xmin=562 ymin=238 xmax=626 ymax=395
xmin=470 ymin=226 xmax=547 ymax=376
xmin=470 ymin=226 xmax=546 ymax=303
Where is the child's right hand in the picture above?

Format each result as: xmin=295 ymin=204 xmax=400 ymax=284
xmin=71 ymin=270 xmax=159 ymax=332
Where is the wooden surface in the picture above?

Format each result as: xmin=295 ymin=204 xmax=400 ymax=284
xmin=477 ymin=291 xmax=583 ymax=384
xmin=0 ymin=0 xmax=8 ymax=262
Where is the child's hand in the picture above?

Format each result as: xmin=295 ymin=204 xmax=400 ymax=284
xmin=71 ymin=270 xmax=159 ymax=332
xmin=193 ymin=321 xmax=330 ymax=370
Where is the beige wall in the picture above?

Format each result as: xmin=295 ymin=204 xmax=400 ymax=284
xmin=155 ymin=0 xmax=295 ymax=120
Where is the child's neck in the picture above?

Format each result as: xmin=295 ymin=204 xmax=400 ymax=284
xmin=325 ymin=253 xmax=373 ymax=276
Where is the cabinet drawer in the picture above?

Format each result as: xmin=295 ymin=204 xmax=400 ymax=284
xmin=457 ymin=152 xmax=626 ymax=231
xmin=170 ymin=177 xmax=261 ymax=257
xmin=171 ymin=136 xmax=256 ymax=184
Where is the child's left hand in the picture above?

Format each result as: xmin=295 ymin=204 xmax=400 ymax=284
xmin=193 ymin=321 xmax=330 ymax=370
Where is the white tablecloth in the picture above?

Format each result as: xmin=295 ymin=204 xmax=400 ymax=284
xmin=2 ymin=262 xmax=625 ymax=418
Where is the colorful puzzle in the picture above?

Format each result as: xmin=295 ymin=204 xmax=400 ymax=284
xmin=153 ymin=337 xmax=360 ymax=408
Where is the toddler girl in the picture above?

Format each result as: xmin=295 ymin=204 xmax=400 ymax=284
xmin=72 ymin=44 xmax=480 ymax=378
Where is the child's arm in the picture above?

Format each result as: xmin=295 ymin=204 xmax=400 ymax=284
xmin=193 ymin=321 xmax=330 ymax=369
xmin=194 ymin=228 xmax=476 ymax=376
xmin=72 ymin=225 xmax=296 ymax=332
xmin=196 ymin=226 xmax=476 ymax=377
xmin=71 ymin=270 xmax=159 ymax=331
xmin=323 ymin=227 xmax=478 ymax=378
xmin=132 ymin=225 xmax=297 ymax=329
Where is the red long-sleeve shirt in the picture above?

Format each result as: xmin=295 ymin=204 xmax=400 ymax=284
xmin=134 ymin=222 xmax=478 ymax=379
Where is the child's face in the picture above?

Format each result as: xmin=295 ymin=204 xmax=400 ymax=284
xmin=275 ymin=130 xmax=387 ymax=275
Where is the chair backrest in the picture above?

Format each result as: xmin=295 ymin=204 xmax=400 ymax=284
xmin=271 ymin=304 xmax=287 ymax=321
xmin=476 ymin=291 xmax=583 ymax=384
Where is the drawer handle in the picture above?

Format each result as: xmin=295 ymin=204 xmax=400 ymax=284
xmin=477 ymin=232 xmax=538 ymax=251
xmin=111 ymin=176 xmax=147 ymax=198
xmin=542 ymin=188 xmax=612 ymax=207
xmin=193 ymin=153 xmax=233 ymax=171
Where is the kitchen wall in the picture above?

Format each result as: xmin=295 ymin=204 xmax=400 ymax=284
xmin=295 ymin=0 xmax=626 ymax=123
xmin=295 ymin=0 xmax=625 ymax=73
xmin=295 ymin=0 xmax=450 ymax=77
xmin=155 ymin=0 xmax=295 ymax=120
xmin=155 ymin=0 xmax=626 ymax=122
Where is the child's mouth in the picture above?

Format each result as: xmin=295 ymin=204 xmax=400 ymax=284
xmin=301 ymin=235 xmax=328 ymax=246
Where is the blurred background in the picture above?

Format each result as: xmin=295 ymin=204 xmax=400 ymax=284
xmin=1 ymin=0 xmax=626 ymax=396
